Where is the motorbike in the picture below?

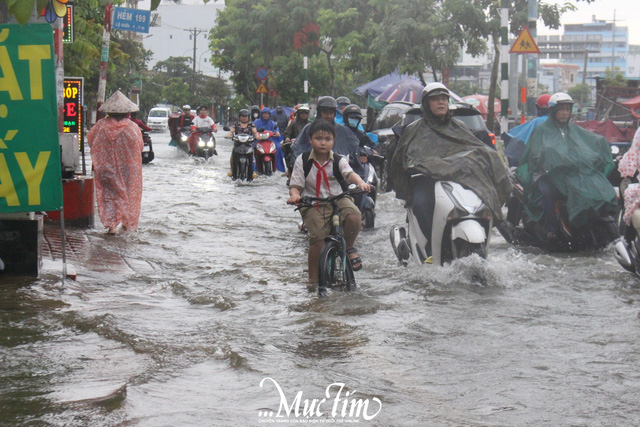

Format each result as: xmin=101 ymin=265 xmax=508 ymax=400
xmin=176 ymin=128 xmax=191 ymax=154
xmin=141 ymin=130 xmax=154 ymax=164
xmin=255 ymin=129 xmax=277 ymax=176
xmin=497 ymin=169 xmax=619 ymax=252
xmin=390 ymin=175 xmax=493 ymax=266
xmin=193 ymin=127 xmax=217 ymax=159
xmin=353 ymin=147 xmax=379 ymax=229
xmin=230 ymin=132 xmax=255 ymax=182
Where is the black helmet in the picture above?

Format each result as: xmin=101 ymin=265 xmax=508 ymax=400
xmin=342 ymin=104 xmax=362 ymax=119
xmin=317 ymin=96 xmax=338 ymax=110
xmin=250 ymin=104 xmax=260 ymax=113
xmin=336 ymin=96 xmax=351 ymax=106
xmin=239 ymin=109 xmax=250 ymax=116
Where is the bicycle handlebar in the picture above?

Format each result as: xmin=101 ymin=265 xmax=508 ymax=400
xmin=294 ymin=188 xmax=365 ymax=210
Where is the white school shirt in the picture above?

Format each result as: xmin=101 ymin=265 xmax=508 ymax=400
xmin=192 ymin=116 xmax=215 ymax=128
xmin=289 ymin=150 xmax=354 ymax=198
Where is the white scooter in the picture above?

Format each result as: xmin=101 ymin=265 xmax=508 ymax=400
xmin=390 ymin=176 xmax=493 ymax=266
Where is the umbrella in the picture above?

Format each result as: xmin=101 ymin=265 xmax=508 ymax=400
xmin=462 ymin=94 xmax=501 ymax=119
xmin=375 ymin=78 xmax=424 ymax=104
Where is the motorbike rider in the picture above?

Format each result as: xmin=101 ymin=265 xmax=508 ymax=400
xmin=389 ymin=82 xmax=511 ymax=260
xmin=187 ymin=106 xmax=216 ymax=154
xmin=619 ymin=127 xmax=640 ymax=241
xmin=250 ymin=105 xmax=261 ymax=121
xmin=504 ymin=93 xmax=551 ymax=166
xmin=516 ymin=92 xmax=617 ymax=241
xmin=253 ymin=107 xmax=285 ymax=173
xmin=227 ymin=108 xmax=257 ymax=177
xmin=283 ymin=104 xmax=311 ymax=178
xmin=342 ymin=104 xmax=375 ymax=148
xmin=180 ymin=104 xmax=194 ymax=130
xmin=292 ymin=96 xmax=363 ymax=176
xmin=273 ymin=106 xmax=289 ymax=137
xmin=129 ymin=111 xmax=152 ymax=132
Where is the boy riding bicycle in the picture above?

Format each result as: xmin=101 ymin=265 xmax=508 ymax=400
xmin=287 ymin=119 xmax=372 ymax=285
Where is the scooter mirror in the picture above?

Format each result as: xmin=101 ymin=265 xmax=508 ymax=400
xmin=223 ymin=126 xmax=230 ymax=132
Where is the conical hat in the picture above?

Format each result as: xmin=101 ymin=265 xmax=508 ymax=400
xmin=99 ymin=90 xmax=139 ymax=113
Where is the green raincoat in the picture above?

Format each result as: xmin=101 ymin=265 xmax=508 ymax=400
xmin=516 ymin=115 xmax=617 ymax=227
xmin=390 ymin=110 xmax=512 ymax=222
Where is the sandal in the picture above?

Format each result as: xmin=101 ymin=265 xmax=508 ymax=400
xmin=347 ymin=247 xmax=363 ymax=271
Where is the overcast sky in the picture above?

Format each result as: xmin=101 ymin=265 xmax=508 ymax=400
xmin=138 ymin=0 xmax=639 ymax=45
xmin=540 ymin=0 xmax=639 ymax=45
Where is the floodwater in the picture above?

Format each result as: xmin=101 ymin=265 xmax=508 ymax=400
xmin=2 ymin=131 xmax=640 ymax=426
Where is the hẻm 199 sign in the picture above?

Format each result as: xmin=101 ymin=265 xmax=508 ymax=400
xmin=63 ymin=77 xmax=83 ymax=147
xmin=0 ymin=24 xmax=63 ymax=213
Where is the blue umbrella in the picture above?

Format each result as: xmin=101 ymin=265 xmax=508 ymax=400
xmin=374 ymin=78 xmax=424 ymax=104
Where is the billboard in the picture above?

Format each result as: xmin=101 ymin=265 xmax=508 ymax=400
xmin=0 ymin=24 xmax=63 ymax=213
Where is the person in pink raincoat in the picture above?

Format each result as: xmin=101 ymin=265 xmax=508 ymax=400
xmin=87 ymin=90 xmax=144 ymax=235
xmin=618 ymin=127 xmax=640 ymax=234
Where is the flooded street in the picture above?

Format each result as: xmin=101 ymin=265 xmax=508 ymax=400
xmin=2 ymin=131 xmax=640 ymax=426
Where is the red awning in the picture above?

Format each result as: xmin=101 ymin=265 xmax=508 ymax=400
xmin=621 ymin=95 xmax=640 ymax=108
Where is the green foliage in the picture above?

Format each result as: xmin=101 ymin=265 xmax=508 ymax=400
xmin=603 ymin=66 xmax=626 ymax=87
xmin=568 ymin=83 xmax=592 ymax=106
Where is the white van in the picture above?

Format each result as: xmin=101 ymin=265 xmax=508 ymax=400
xmin=147 ymin=106 xmax=172 ymax=132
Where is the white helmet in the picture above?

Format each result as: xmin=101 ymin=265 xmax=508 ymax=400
xmin=182 ymin=104 xmax=191 ymax=110
xmin=548 ymin=93 xmax=574 ymax=108
xmin=422 ymin=82 xmax=450 ymax=100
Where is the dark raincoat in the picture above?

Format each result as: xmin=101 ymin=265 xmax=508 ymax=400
xmin=389 ymin=109 xmax=511 ymax=222
xmin=516 ymin=114 xmax=617 ymax=227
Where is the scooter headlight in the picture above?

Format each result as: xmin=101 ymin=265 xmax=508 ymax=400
xmin=181 ymin=134 xmax=189 ymax=142
xmin=257 ymin=144 xmax=265 ymax=154
xmin=198 ymin=139 xmax=206 ymax=147
xmin=207 ymin=140 xmax=214 ymax=148
xmin=269 ymin=142 xmax=276 ymax=153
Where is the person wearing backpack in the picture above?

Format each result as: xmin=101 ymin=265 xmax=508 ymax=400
xmin=287 ymin=119 xmax=372 ymax=285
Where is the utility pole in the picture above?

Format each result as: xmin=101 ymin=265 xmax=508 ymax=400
xmin=97 ymin=2 xmax=113 ymax=121
xmin=610 ymin=10 xmax=616 ymax=73
xmin=184 ymin=27 xmax=206 ymax=73
xmin=500 ymin=0 xmax=509 ymax=133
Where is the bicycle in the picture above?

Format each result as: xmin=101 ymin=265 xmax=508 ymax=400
xmin=296 ymin=186 xmax=364 ymax=297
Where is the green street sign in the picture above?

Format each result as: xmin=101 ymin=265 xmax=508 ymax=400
xmin=0 ymin=24 xmax=63 ymax=213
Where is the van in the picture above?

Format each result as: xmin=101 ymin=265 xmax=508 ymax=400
xmin=147 ymin=106 xmax=172 ymax=132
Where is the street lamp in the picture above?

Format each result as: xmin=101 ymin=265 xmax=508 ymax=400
xmin=198 ymin=50 xmax=210 ymax=73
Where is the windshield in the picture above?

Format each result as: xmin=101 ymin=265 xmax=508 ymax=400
xmin=149 ymin=109 xmax=168 ymax=118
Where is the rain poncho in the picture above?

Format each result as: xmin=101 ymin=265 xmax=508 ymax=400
xmin=390 ymin=109 xmax=511 ymax=222
xmin=619 ymin=127 xmax=640 ymax=225
xmin=517 ymin=115 xmax=617 ymax=227
xmin=254 ymin=108 xmax=285 ymax=172
xmin=87 ymin=117 xmax=144 ymax=230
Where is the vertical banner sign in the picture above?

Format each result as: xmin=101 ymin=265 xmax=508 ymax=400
xmin=63 ymin=77 xmax=83 ymax=147
xmin=62 ymin=5 xmax=74 ymax=43
xmin=0 ymin=24 xmax=63 ymax=213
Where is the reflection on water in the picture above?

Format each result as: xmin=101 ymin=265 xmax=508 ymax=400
xmin=2 ymin=133 xmax=640 ymax=425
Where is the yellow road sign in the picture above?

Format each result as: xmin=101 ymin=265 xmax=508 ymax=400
xmin=510 ymin=26 xmax=540 ymax=54
xmin=256 ymin=82 xmax=268 ymax=94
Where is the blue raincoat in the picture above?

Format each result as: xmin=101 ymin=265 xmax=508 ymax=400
xmin=254 ymin=108 xmax=285 ymax=172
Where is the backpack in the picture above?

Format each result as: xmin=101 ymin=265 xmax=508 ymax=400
xmin=301 ymin=150 xmax=348 ymax=192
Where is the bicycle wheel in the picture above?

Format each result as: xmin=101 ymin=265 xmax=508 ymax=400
xmin=318 ymin=241 xmax=356 ymax=296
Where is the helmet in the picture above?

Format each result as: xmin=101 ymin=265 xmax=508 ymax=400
xmin=336 ymin=96 xmax=351 ymax=106
xmin=239 ymin=109 xmax=250 ymax=116
xmin=250 ymin=104 xmax=260 ymax=112
xmin=342 ymin=104 xmax=362 ymax=119
xmin=317 ymin=96 xmax=338 ymax=110
xmin=276 ymin=106 xmax=283 ymax=112
xmin=296 ymin=104 xmax=310 ymax=115
xmin=182 ymin=104 xmax=191 ymax=110
xmin=548 ymin=92 xmax=574 ymax=108
xmin=422 ymin=82 xmax=450 ymax=100
xmin=536 ymin=94 xmax=551 ymax=109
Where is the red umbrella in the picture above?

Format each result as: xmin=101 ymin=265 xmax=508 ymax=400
xmin=375 ymin=78 xmax=424 ymax=104
xmin=622 ymin=95 xmax=640 ymax=119
xmin=462 ymin=94 xmax=501 ymax=119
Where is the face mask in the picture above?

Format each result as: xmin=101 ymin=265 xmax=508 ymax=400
xmin=348 ymin=118 xmax=360 ymax=128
